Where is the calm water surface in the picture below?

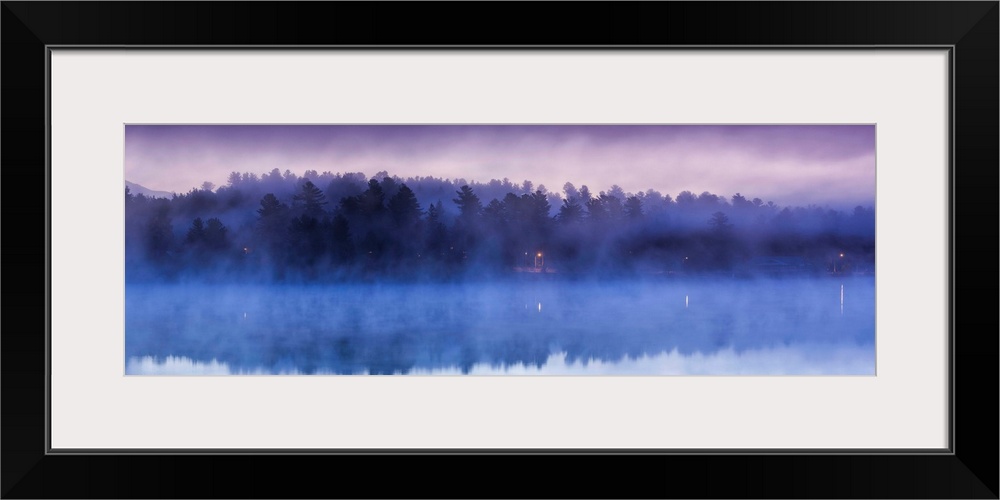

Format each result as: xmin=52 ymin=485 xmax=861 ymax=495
xmin=125 ymin=277 xmax=875 ymax=375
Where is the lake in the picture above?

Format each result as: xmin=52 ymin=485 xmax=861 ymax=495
xmin=125 ymin=276 xmax=875 ymax=375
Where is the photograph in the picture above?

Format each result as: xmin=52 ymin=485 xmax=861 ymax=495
xmin=124 ymin=124 xmax=876 ymax=376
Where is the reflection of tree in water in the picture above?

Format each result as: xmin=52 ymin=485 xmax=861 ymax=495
xmin=125 ymin=278 xmax=875 ymax=375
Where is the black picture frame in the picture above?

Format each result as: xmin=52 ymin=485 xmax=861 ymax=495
xmin=3 ymin=2 xmax=996 ymax=498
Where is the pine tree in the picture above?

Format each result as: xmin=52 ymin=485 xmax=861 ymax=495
xmin=185 ymin=217 xmax=206 ymax=244
xmin=387 ymin=184 xmax=422 ymax=227
xmin=257 ymin=193 xmax=287 ymax=218
xmin=293 ymin=180 xmax=328 ymax=217
xmin=203 ymin=218 xmax=229 ymax=251
xmin=453 ymin=185 xmax=482 ymax=223
xmin=624 ymin=196 xmax=643 ymax=219
xmin=558 ymin=198 xmax=584 ymax=225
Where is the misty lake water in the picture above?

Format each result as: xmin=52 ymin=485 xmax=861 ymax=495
xmin=125 ymin=277 xmax=875 ymax=375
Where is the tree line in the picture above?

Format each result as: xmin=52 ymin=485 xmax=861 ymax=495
xmin=125 ymin=169 xmax=875 ymax=281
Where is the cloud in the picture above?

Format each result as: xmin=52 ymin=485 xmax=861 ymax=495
xmin=125 ymin=125 xmax=875 ymax=208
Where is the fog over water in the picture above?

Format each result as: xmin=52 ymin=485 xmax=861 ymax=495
xmin=126 ymin=276 xmax=875 ymax=375
xmin=123 ymin=126 xmax=876 ymax=375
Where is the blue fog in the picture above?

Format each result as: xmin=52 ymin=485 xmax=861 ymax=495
xmin=125 ymin=276 xmax=875 ymax=375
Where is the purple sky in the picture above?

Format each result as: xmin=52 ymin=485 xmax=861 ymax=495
xmin=125 ymin=125 xmax=875 ymax=207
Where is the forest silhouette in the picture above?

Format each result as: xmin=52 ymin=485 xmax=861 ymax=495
xmin=125 ymin=169 xmax=875 ymax=282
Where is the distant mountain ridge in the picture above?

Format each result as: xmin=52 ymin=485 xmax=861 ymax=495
xmin=126 ymin=181 xmax=175 ymax=199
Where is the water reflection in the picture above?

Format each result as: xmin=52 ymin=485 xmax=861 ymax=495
xmin=125 ymin=277 xmax=875 ymax=376
xmin=128 ymin=344 xmax=875 ymax=375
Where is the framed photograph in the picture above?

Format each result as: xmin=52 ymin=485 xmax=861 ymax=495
xmin=4 ymin=2 xmax=996 ymax=498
